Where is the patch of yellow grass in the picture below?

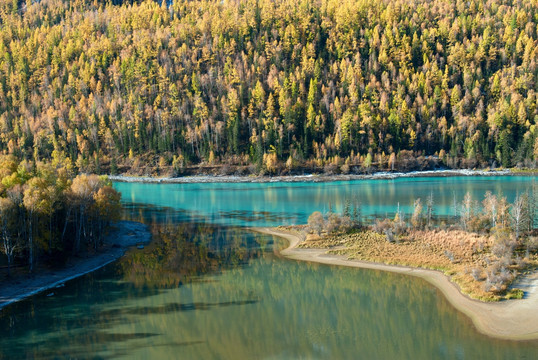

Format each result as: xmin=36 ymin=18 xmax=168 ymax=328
xmin=297 ymin=228 xmax=537 ymax=302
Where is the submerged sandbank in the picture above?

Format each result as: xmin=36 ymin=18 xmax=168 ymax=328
xmin=253 ymin=227 xmax=538 ymax=341
xmin=0 ymin=221 xmax=151 ymax=311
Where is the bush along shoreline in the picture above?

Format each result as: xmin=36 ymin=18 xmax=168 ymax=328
xmin=0 ymin=155 xmax=121 ymax=278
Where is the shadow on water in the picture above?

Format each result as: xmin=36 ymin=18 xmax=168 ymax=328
xmin=218 ymin=210 xmax=297 ymax=223
xmin=121 ymin=202 xmax=302 ymax=227
xmin=0 ymin=220 xmax=272 ymax=359
xmin=102 ymin=299 xmax=260 ymax=317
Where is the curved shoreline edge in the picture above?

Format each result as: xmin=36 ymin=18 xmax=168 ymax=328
xmin=253 ymin=227 xmax=538 ymax=341
xmin=108 ymin=169 xmax=520 ymax=184
xmin=0 ymin=221 xmax=151 ymax=311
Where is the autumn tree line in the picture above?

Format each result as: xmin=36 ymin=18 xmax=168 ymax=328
xmin=308 ymin=188 xmax=537 ymax=241
xmin=0 ymin=0 xmax=537 ymax=175
xmin=0 ymin=155 xmax=121 ymax=275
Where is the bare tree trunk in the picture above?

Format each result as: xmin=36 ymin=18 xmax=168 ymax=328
xmin=49 ymin=214 xmax=53 ymax=255
xmin=28 ymin=213 xmax=34 ymax=273
xmin=73 ymin=207 xmax=83 ymax=256
xmin=76 ymin=208 xmax=84 ymax=254
xmin=62 ymin=208 xmax=72 ymax=242
xmin=2 ymin=230 xmax=12 ymax=277
xmin=511 ymin=195 xmax=528 ymax=241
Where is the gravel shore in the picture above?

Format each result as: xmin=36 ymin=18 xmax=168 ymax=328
xmin=0 ymin=221 xmax=151 ymax=311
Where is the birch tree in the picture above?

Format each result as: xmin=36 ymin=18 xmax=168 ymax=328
xmin=0 ymin=198 xmax=17 ymax=276
xmin=511 ymin=194 xmax=530 ymax=241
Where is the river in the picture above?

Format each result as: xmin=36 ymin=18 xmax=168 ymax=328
xmin=1 ymin=176 xmax=537 ymax=359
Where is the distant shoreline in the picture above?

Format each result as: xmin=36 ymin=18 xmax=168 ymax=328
xmin=0 ymin=221 xmax=151 ymax=311
xmin=253 ymin=227 xmax=538 ymax=341
xmin=108 ymin=169 xmax=528 ymax=184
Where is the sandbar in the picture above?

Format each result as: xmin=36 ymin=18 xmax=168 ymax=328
xmin=254 ymin=227 xmax=538 ymax=341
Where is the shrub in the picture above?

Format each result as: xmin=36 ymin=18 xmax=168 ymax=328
xmin=392 ymin=216 xmax=407 ymax=236
xmin=384 ymin=229 xmax=395 ymax=243
xmin=525 ymin=236 xmax=538 ymax=258
xmin=339 ymin=216 xmax=353 ymax=232
xmin=325 ymin=213 xmax=341 ymax=233
xmin=505 ymin=288 xmax=524 ymax=300
xmin=373 ymin=219 xmax=393 ymax=234
xmin=323 ymin=163 xmax=338 ymax=175
xmin=307 ymin=211 xmax=324 ymax=235
xmin=485 ymin=263 xmax=514 ymax=293
xmin=491 ymin=237 xmax=516 ymax=259
xmin=471 ymin=267 xmax=484 ymax=281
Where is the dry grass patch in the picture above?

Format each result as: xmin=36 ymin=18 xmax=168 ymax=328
xmin=295 ymin=227 xmax=537 ymax=302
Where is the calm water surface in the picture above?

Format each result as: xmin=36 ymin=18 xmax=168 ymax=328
xmin=1 ymin=176 xmax=537 ymax=359
xmin=117 ymin=176 xmax=534 ymax=226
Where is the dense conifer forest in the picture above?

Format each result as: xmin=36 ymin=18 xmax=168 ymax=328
xmin=0 ymin=0 xmax=537 ymax=174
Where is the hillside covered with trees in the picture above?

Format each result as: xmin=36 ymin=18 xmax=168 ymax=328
xmin=1 ymin=0 xmax=538 ymax=175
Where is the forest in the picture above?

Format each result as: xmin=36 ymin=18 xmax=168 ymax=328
xmin=0 ymin=0 xmax=537 ymax=175
xmin=0 ymin=155 xmax=121 ymax=275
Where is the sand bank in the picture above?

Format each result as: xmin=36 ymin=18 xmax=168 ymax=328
xmin=254 ymin=227 xmax=538 ymax=341
xmin=0 ymin=221 xmax=151 ymax=311
xmin=109 ymin=169 xmax=514 ymax=184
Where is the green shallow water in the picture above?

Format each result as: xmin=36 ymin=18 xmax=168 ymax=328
xmin=1 ymin=176 xmax=538 ymax=359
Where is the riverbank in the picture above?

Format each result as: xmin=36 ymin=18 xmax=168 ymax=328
xmin=0 ymin=221 xmax=151 ymax=311
xmin=108 ymin=169 xmax=522 ymax=183
xmin=253 ymin=227 xmax=538 ymax=340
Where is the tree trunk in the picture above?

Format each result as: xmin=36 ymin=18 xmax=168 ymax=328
xmin=49 ymin=214 xmax=53 ymax=255
xmin=28 ymin=213 xmax=34 ymax=273
xmin=62 ymin=207 xmax=72 ymax=242
xmin=75 ymin=208 xmax=84 ymax=255
xmin=2 ymin=231 xmax=12 ymax=277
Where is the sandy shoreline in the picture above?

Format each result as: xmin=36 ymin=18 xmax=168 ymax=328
xmin=253 ymin=227 xmax=538 ymax=341
xmin=108 ymin=169 xmax=517 ymax=184
xmin=0 ymin=221 xmax=151 ymax=311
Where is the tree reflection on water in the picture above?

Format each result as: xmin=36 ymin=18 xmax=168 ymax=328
xmin=118 ymin=220 xmax=272 ymax=289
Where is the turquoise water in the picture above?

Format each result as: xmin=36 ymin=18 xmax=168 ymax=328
xmin=1 ymin=176 xmax=537 ymax=359
xmin=116 ymin=176 xmax=534 ymax=226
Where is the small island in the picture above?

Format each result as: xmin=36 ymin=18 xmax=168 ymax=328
xmin=256 ymin=189 xmax=538 ymax=340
